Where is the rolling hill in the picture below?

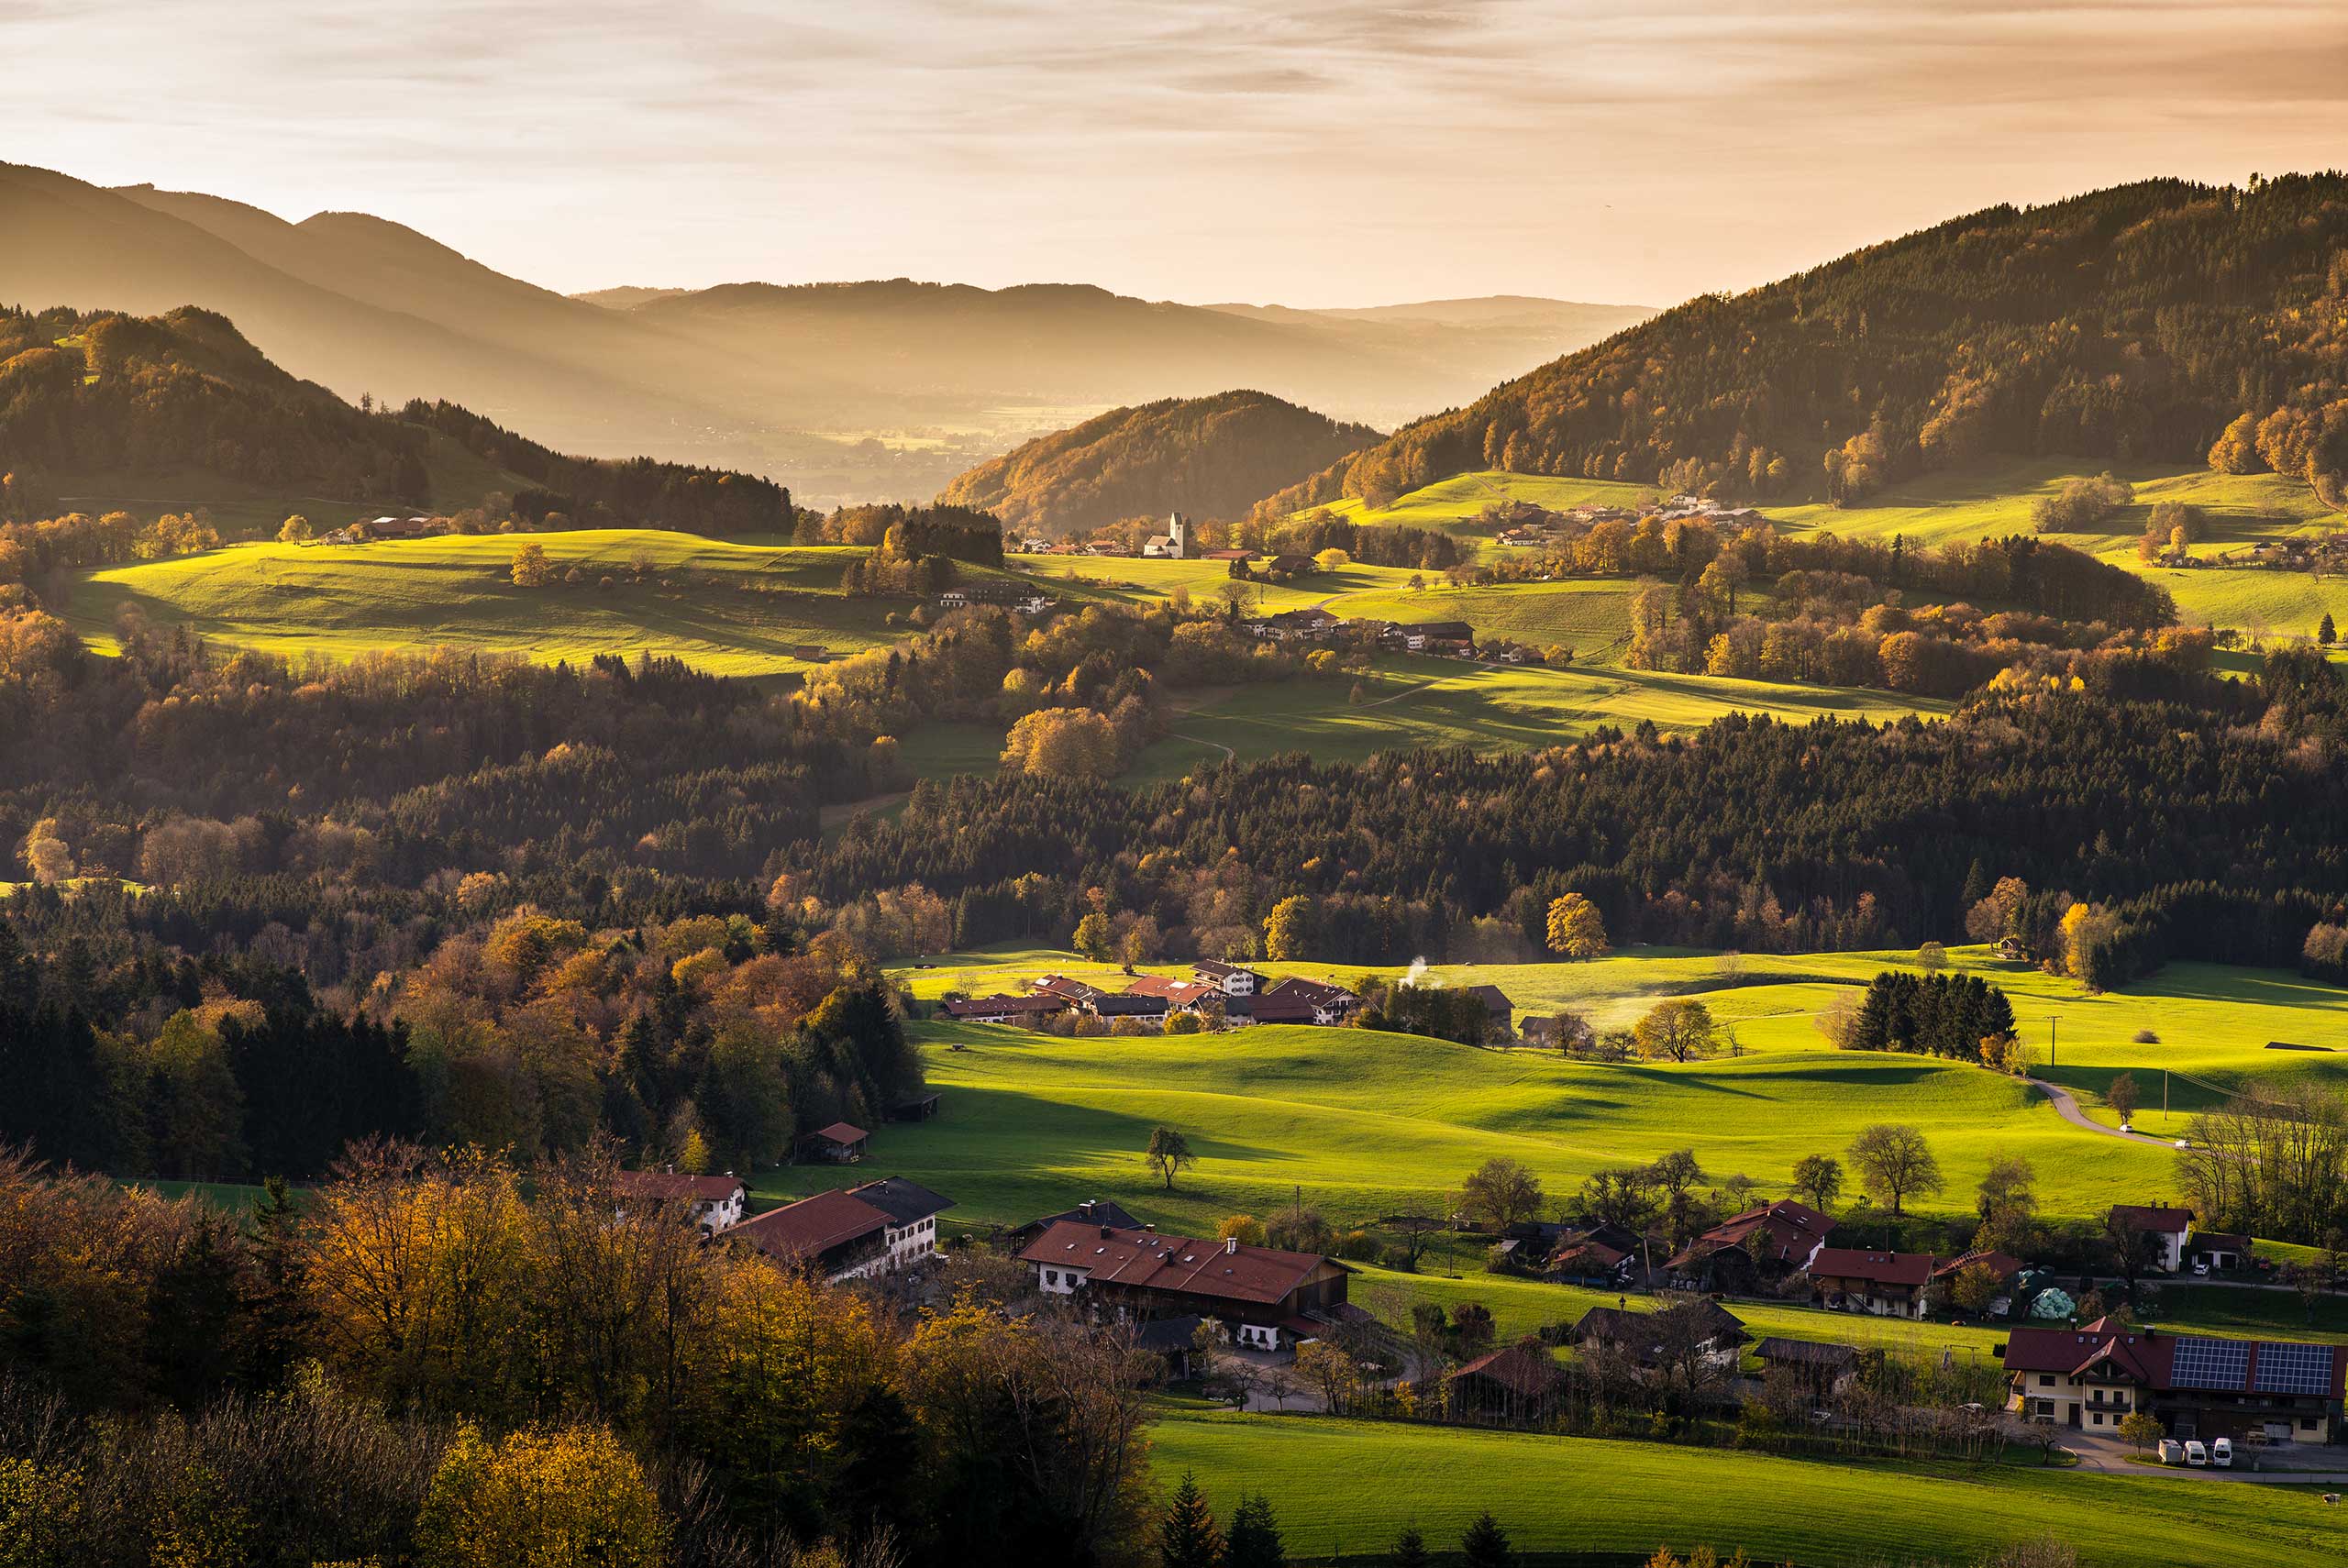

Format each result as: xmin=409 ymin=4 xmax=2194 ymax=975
xmin=0 ymin=161 xmax=1653 ymax=505
xmin=936 ymin=390 xmax=1379 ymax=533
xmin=1258 ymin=175 xmax=2348 ymax=521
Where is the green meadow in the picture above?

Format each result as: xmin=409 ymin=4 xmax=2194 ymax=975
xmin=62 ymin=530 xmax=903 ymax=675
xmin=1150 ymin=1407 xmax=2347 ymax=1567
xmin=813 ymin=943 xmax=2348 ymax=1245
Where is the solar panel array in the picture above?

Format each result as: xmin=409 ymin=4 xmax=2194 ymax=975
xmin=2254 ymin=1341 xmax=2337 ymax=1396
xmin=2170 ymin=1336 xmax=2251 ymax=1391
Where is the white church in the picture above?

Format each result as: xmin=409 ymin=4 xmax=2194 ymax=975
xmin=1141 ymin=512 xmax=1192 ymax=558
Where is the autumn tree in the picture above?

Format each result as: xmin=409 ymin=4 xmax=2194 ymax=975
xmin=509 ymin=542 xmax=553 ymax=586
xmin=1950 ymin=1260 xmax=2004 ymax=1315
xmin=1633 ymin=998 xmax=1718 ymax=1063
xmin=1072 ymin=911 xmax=1114 ymax=963
xmin=1001 ymin=707 xmax=1121 ymax=779
xmin=1293 ymin=1341 xmax=1360 ymax=1416
xmin=1846 ymin=1123 xmax=1943 ymax=1216
xmin=2117 ymin=1409 xmax=2164 ymax=1453
xmin=2107 ymin=1072 xmax=2142 ymax=1125
xmin=1146 ymin=1125 xmax=1196 ymax=1191
xmin=1262 ymin=895 xmax=1318 ymax=962
xmin=277 ymin=513 xmax=315 ymax=542
xmin=415 ymin=1422 xmax=669 ymax=1568
xmin=1545 ymin=893 xmax=1610 ymax=958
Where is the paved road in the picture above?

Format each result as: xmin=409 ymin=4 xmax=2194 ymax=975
xmin=2029 ymin=1077 xmax=2180 ymax=1149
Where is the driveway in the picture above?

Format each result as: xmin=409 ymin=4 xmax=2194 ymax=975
xmin=2063 ymin=1430 xmax=2348 ymax=1483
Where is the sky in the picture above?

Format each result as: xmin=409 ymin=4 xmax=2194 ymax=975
xmin=8 ymin=1 xmax=2346 ymax=310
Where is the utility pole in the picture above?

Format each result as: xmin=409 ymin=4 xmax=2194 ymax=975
xmin=2164 ymin=1069 xmax=2170 ymax=1116
xmin=2048 ymin=1014 xmax=2061 ymax=1071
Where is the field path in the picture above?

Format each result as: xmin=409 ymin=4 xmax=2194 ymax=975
xmin=2030 ymin=1077 xmax=2178 ymax=1149
xmin=1168 ymin=731 xmax=1235 ymax=760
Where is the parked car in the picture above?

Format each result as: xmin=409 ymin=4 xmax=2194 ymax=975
xmin=2159 ymin=1439 xmax=2187 ymax=1464
xmin=2212 ymin=1437 xmax=2234 ymax=1467
xmin=2186 ymin=1439 xmax=2210 ymax=1466
xmin=2193 ymin=1260 xmax=2211 ymax=1276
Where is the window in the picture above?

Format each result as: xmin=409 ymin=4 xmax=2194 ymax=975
xmin=1045 ymin=1270 xmax=1058 ymax=1285
xmin=2091 ymin=1413 xmax=2103 ymax=1426
xmin=2039 ymin=1375 xmax=2055 ymax=1387
xmin=2303 ymin=1417 xmax=2320 ymax=1431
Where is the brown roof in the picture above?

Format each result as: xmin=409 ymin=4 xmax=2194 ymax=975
xmin=1932 ymin=1249 xmax=2024 ymax=1283
xmin=1755 ymin=1336 xmax=1859 ymax=1369
xmin=731 ymin=1188 xmax=887 ymax=1262
xmin=1122 ymin=976 xmax=1220 ymax=1005
xmin=941 ymin=992 xmax=1067 ymax=1019
xmin=1810 ymin=1248 xmax=1937 ymax=1288
xmin=1669 ymin=1199 xmax=1834 ymax=1269
xmin=2003 ymin=1318 xmax=2347 ymax=1397
xmin=1261 ymin=976 xmax=1356 ymax=1010
xmin=807 ymin=1121 xmax=868 ymax=1145
xmin=1447 ymin=1342 xmax=1563 ymax=1399
xmin=615 ymin=1170 xmax=744 ymax=1203
xmin=2110 ymin=1204 xmax=2193 ymax=1235
xmin=1015 ymin=1220 xmax=1343 ymax=1306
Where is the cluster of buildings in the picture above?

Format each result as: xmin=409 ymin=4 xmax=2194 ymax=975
xmin=613 ymin=1166 xmax=954 ymax=1284
xmin=1243 ymin=606 xmax=1540 ymax=664
xmin=1490 ymin=493 xmax=1767 ymax=550
xmin=316 ymin=513 xmax=443 ymax=546
xmin=943 ymin=960 xmax=1374 ymax=1029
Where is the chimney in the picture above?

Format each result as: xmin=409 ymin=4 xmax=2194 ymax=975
xmin=664 ymin=1164 xmax=674 ymax=1175
xmin=1079 ymin=1200 xmax=1094 ymax=1218
xmin=1225 ymin=1236 xmax=1238 ymax=1254
xmin=1144 ymin=1223 xmax=1156 ymax=1235
xmin=1099 ymin=1224 xmax=1113 ymax=1239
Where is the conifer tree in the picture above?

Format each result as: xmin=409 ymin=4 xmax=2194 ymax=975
xmin=1157 ymin=1472 xmax=1224 ymax=1568
xmin=1460 ymin=1511 xmax=1516 ymax=1568
xmin=1224 ymin=1492 xmax=1286 ymax=1568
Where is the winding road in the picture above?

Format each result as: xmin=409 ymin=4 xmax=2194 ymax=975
xmin=2028 ymin=1077 xmax=2180 ymax=1148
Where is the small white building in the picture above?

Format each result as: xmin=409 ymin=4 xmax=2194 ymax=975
xmin=2110 ymin=1205 xmax=2193 ymax=1273
xmin=1191 ymin=960 xmax=1260 ymax=996
xmin=615 ymin=1169 xmax=748 ymax=1232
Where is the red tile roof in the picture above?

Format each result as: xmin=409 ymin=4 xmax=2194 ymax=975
xmin=2109 ymin=1204 xmax=2192 ymax=1234
xmin=1670 ymin=1199 xmax=1834 ymax=1269
xmin=1932 ymin=1249 xmax=2023 ymax=1282
xmin=1446 ymin=1342 xmax=1563 ymax=1399
xmin=1122 ymin=976 xmax=1219 ymax=1005
xmin=807 ymin=1121 xmax=867 ymax=1144
xmin=1809 ymin=1248 xmax=1937 ymax=1288
xmin=731 ymin=1188 xmax=887 ymax=1262
xmin=1015 ymin=1220 xmax=1342 ymax=1306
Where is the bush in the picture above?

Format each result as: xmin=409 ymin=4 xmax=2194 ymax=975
xmin=2132 ymin=1027 xmax=2159 ymax=1043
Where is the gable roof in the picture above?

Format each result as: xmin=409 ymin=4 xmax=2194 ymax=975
xmin=1755 ymin=1336 xmax=1859 ymax=1370
xmin=1999 ymin=1317 xmax=2347 ymax=1397
xmin=1261 ymin=975 xmax=1357 ymax=1010
xmin=1810 ymin=1248 xmax=1937 ymax=1288
xmin=1032 ymin=974 xmax=1111 ymax=1004
xmin=806 ymin=1121 xmax=868 ymax=1145
xmin=1446 ymin=1342 xmax=1564 ymax=1398
xmin=1018 ymin=1198 xmax=1145 ymax=1236
xmin=1123 ymin=976 xmax=1220 ymax=1005
xmin=1670 ymin=1199 xmax=1835 ymax=1269
xmin=1192 ymin=960 xmax=1257 ymax=979
xmin=1932 ymin=1248 xmax=2024 ymax=1283
xmin=848 ymin=1176 xmax=955 ymax=1226
xmin=941 ymin=991 xmax=1067 ymax=1019
xmin=1460 ymin=983 xmax=1514 ymax=1019
xmin=615 ymin=1170 xmax=745 ymax=1203
xmin=731 ymin=1187 xmax=888 ymax=1263
xmin=2109 ymin=1204 xmax=2193 ymax=1235
xmin=1015 ymin=1220 xmax=1344 ymax=1306
xmin=1572 ymin=1298 xmax=1747 ymax=1355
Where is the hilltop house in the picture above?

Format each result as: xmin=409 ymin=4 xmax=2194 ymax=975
xmin=2004 ymin=1317 xmax=2346 ymax=1442
xmin=2108 ymin=1204 xmax=2194 ymax=1272
xmin=1666 ymin=1199 xmax=1835 ymax=1291
xmin=1017 ymin=1220 xmax=1354 ymax=1353
xmin=614 ymin=1168 xmax=748 ymax=1232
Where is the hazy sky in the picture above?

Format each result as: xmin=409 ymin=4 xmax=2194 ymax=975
xmin=10 ymin=1 xmax=2345 ymax=309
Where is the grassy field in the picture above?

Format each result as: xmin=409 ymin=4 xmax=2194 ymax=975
xmin=1151 ymin=1407 xmax=2347 ymax=1566
xmin=62 ymin=530 xmax=909 ymax=675
xmin=1300 ymin=471 xmax=1659 ymax=535
xmin=1124 ymin=654 xmax=1947 ymax=785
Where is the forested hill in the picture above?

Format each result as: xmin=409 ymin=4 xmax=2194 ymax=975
xmin=1258 ymin=175 xmax=2348 ymax=519
xmin=0 ymin=304 xmax=790 ymax=533
xmin=936 ymin=389 xmax=1378 ymax=533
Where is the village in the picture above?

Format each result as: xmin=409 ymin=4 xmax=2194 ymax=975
xmin=643 ymin=1143 xmax=2346 ymax=1475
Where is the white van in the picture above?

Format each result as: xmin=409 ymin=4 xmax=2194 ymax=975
xmin=2159 ymin=1439 xmax=2187 ymax=1464
xmin=2185 ymin=1439 xmax=2210 ymax=1466
xmin=2211 ymin=1437 xmax=2233 ymax=1467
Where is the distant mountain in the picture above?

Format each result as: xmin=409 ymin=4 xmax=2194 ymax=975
xmin=936 ymin=390 xmax=1379 ymax=533
xmin=0 ymin=161 xmax=1651 ymax=506
xmin=0 ymin=304 xmax=791 ymax=534
xmin=1259 ymin=176 xmax=2348 ymax=519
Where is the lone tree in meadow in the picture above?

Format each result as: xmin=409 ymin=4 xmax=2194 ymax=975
xmin=1846 ymin=1123 xmax=1944 ymax=1216
xmin=510 ymin=541 xmax=553 ymax=586
xmin=1545 ymin=893 xmax=1611 ymax=958
xmin=1146 ymin=1125 xmax=1197 ymax=1191
xmin=1791 ymin=1154 xmax=1844 ymax=1214
xmin=2107 ymin=1071 xmax=2142 ymax=1124
xmin=277 ymin=513 xmax=314 ymax=542
xmin=1633 ymin=998 xmax=1719 ymax=1063
xmin=1459 ymin=1156 xmax=1545 ymax=1231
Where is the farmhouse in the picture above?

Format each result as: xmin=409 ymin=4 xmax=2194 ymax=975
xmin=2108 ymin=1204 xmax=2193 ymax=1272
xmin=1264 ymin=553 xmax=1315 ymax=576
xmin=2003 ymin=1317 xmax=2347 ymax=1442
xmin=1255 ymin=606 xmax=1343 ymax=642
xmin=1570 ymin=1299 xmax=1748 ymax=1375
xmin=1191 ymin=960 xmax=1261 ymax=996
xmin=614 ymin=1168 xmax=747 ymax=1232
xmin=1667 ymin=1199 xmax=1835 ymax=1291
xmin=2187 ymin=1230 xmax=2253 ymax=1271
xmin=1032 ymin=975 xmax=1113 ymax=1010
xmin=1399 ymin=621 xmax=1474 ymax=655
xmin=730 ymin=1176 xmax=953 ymax=1282
xmin=1807 ymin=1248 xmax=1936 ymax=1319
xmin=1120 ymin=975 xmax=1222 ymax=1010
xmin=1018 ymin=1220 xmax=1354 ymax=1353
xmin=1931 ymin=1248 xmax=2025 ymax=1308
xmin=940 ymin=992 xmax=1069 ymax=1023
xmin=1250 ymin=975 xmax=1358 ymax=1025
xmin=1459 ymin=983 xmax=1515 ymax=1032
xmin=798 ymin=1121 xmax=869 ymax=1164
xmin=1009 ymin=1197 xmax=1145 ymax=1246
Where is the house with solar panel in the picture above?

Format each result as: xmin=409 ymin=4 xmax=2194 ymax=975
xmin=2002 ymin=1315 xmax=2346 ymax=1443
